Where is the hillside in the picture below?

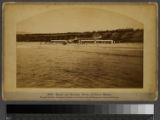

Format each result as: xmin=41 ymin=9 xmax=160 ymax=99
xmin=17 ymin=28 xmax=143 ymax=43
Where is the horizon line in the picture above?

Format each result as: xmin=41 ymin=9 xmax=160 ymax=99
xmin=17 ymin=28 xmax=144 ymax=34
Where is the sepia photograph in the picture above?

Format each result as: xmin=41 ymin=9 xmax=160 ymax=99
xmin=16 ymin=5 xmax=143 ymax=88
xmin=2 ymin=2 xmax=157 ymax=101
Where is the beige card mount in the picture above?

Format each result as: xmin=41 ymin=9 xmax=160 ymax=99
xmin=2 ymin=2 xmax=158 ymax=101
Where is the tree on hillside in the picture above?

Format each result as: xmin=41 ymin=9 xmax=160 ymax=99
xmin=130 ymin=31 xmax=143 ymax=42
xmin=111 ymin=32 xmax=121 ymax=42
xmin=92 ymin=32 xmax=102 ymax=40
xmin=120 ymin=32 xmax=133 ymax=42
xmin=102 ymin=32 xmax=111 ymax=39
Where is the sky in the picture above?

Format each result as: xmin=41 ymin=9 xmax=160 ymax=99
xmin=16 ymin=5 xmax=144 ymax=33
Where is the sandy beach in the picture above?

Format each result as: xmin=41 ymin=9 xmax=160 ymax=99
xmin=17 ymin=42 xmax=143 ymax=88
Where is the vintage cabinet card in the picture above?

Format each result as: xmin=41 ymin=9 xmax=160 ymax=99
xmin=2 ymin=2 xmax=158 ymax=101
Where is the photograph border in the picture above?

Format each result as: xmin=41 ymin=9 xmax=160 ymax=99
xmin=0 ymin=0 xmax=159 ymax=120
xmin=2 ymin=2 xmax=158 ymax=101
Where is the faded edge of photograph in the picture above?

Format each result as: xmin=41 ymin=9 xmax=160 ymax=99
xmin=16 ymin=7 xmax=143 ymax=88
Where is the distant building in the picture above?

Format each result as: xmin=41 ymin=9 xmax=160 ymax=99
xmin=50 ymin=33 xmax=115 ymax=44
xmin=50 ymin=39 xmax=114 ymax=44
